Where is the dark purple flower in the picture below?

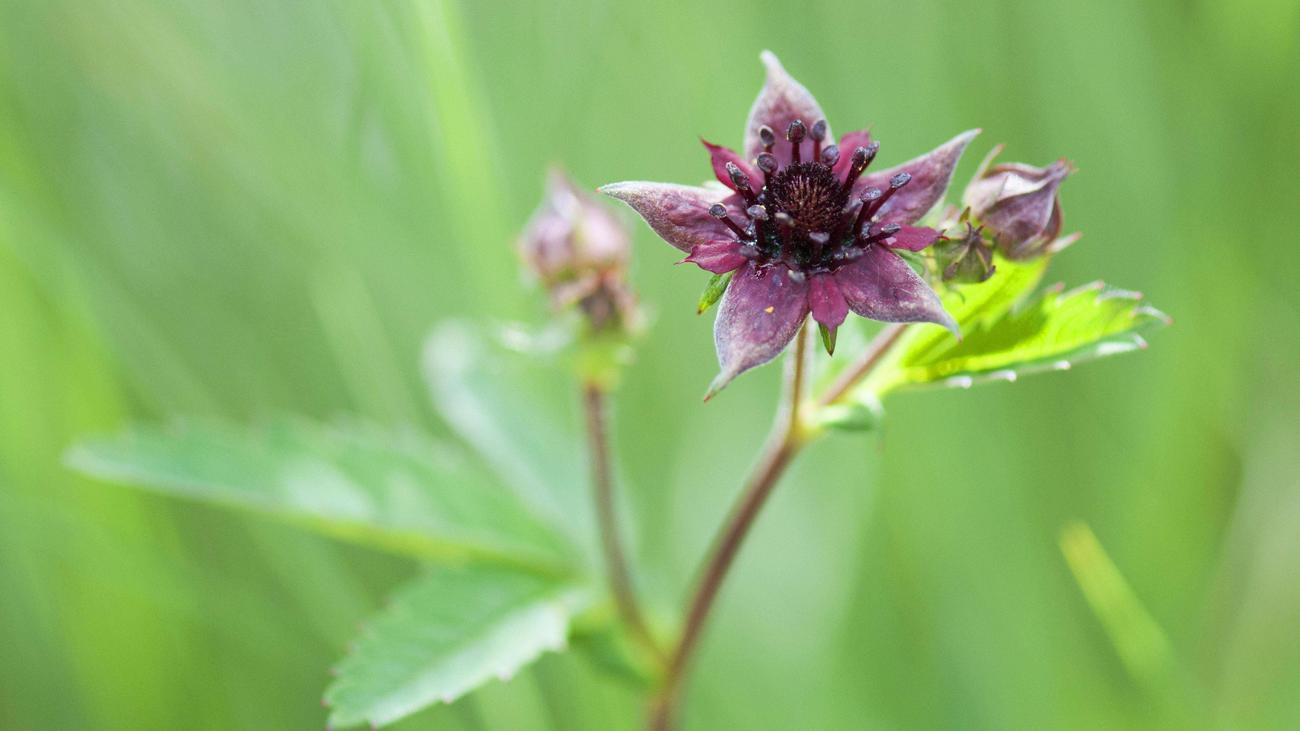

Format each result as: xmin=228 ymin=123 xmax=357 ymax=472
xmin=962 ymin=146 xmax=1075 ymax=260
xmin=602 ymin=51 xmax=976 ymax=393
xmin=519 ymin=168 xmax=637 ymax=331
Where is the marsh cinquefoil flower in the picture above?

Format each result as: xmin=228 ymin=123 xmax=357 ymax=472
xmin=602 ymin=51 xmax=977 ymax=394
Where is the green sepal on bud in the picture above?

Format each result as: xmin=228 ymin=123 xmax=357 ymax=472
xmin=697 ymin=271 xmax=733 ymax=314
xmin=934 ymin=220 xmax=997 ymax=284
xmin=574 ymin=331 xmax=635 ymax=390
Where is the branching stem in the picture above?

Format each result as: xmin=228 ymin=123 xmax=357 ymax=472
xmin=648 ymin=321 xmax=909 ymax=729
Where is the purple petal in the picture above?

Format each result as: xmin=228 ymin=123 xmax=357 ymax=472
xmin=743 ymin=51 xmax=832 ymax=166
xmin=708 ymin=261 xmax=809 ymax=397
xmin=808 ymin=273 xmax=848 ymax=329
xmin=853 ymin=129 xmax=980 ymax=226
xmin=684 ymin=241 xmax=747 ymax=274
xmin=833 ymin=246 xmax=957 ymax=333
xmin=600 ymin=181 xmax=736 ymax=253
xmin=832 ymin=129 xmax=873 ymax=179
xmin=702 ymin=139 xmax=758 ymax=192
xmin=883 ymin=225 xmax=942 ymax=252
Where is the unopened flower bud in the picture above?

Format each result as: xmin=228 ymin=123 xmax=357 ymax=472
xmin=519 ymin=169 xmax=637 ymax=331
xmin=962 ymin=147 xmax=1075 ymax=260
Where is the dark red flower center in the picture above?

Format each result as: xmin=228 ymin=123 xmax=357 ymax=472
xmin=766 ymin=162 xmax=845 ymax=237
xmin=709 ymin=118 xmax=913 ymax=275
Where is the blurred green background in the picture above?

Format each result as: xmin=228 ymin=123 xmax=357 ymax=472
xmin=2 ymin=0 xmax=1299 ymax=728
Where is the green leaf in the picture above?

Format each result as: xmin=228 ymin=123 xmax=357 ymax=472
xmin=696 ymin=271 xmax=732 ymax=315
xmin=884 ymin=280 xmax=1170 ymax=391
xmin=569 ymin=603 xmax=657 ymax=688
xmin=66 ymin=419 xmax=575 ymax=571
xmin=897 ymin=255 xmax=1052 ymax=370
xmin=817 ymin=256 xmax=1050 ymax=404
xmin=424 ymin=321 xmax=592 ymax=547
xmin=325 ymin=566 xmax=586 ymax=729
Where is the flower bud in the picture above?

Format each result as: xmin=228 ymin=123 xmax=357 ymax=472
xmin=518 ymin=169 xmax=637 ymax=332
xmin=933 ymin=221 xmax=996 ymax=283
xmin=962 ymin=147 xmax=1074 ymax=260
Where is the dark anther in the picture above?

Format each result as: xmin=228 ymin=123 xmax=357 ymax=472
xmin=709 ymin=203 xmax=750 ymax=239
xmin=808 ymin=230 xmax=830 ymax=254
xmin=746 ymin=204 xmax=770 ymax=221
xmin=756 ymin=152 xmax=778 ymax=185
xmin=856 ymin=173 xmax=911 ymax=234
xmin=758 ymin=125 xmax=777 ymax=152
xmin=863 ymin=141 xmax=880 ymax=167
xmin=787 ymin=119 xmax=806 ymax=164
xmin=842 ymin=141 xmax=880 ymax=192
xmin=820 ymin=144 xmax=840 ymax=167
xmin=830 ymin=246 xmax=869 ymax=264
xmin=850 ymin=187 xmax=884 ymax=237
xmin=810 ymin=119 xmax=827 ymax=160
xmin=859 ymin=222 xmax=902 ymax=246
xmin=774 ymin=212 xmax=796 ymax=230
xmin=725 ymin=162 xmax=758 ymax=204
xmin=725 ymin=162 xmax=750 ymax=190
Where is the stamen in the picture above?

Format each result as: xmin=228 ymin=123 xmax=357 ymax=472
xmin=709 ymin=203 xmax=750 ymax=240
xmin=756 ymin=153 xmax=778 ymax=186
xmin=820 ymin=144 xmax=839 ymax=167
xmin=786 ymin=120 xmax=806 ymax=164
xmin=808 ymin=230 xmax=830 ymax=256
xmin=774 ymin=212 xmax=796 ymax=231
xmin=758 ymin=125 xmax=777 ymax=152
xmin=859 ymin=223 xmax=901 ymax=246
xmin=849 ymin=187 xmax=883 ymax=239
xmin=809 ymin=119 xmax=827 ymax=161
xmin=725 ymin=162 xmax=758 ymax=205
xmin=830 ymin=246 xmax=868 ymax=263
xmin=857 ymin=172 xmax=911 ymax=231
xmin=746 ymin=203 xmax=769 ymax=242
xmin=841 ymin=141 xmax=880 ymax=193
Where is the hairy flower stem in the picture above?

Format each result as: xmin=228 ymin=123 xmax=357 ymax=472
xmin=583 ymin=381 xmax=663 ymax=662
xmin=649 ymin=322 xmax=912 ymax=729
xmin=649 ymin=325 xmax=813 ymax=730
